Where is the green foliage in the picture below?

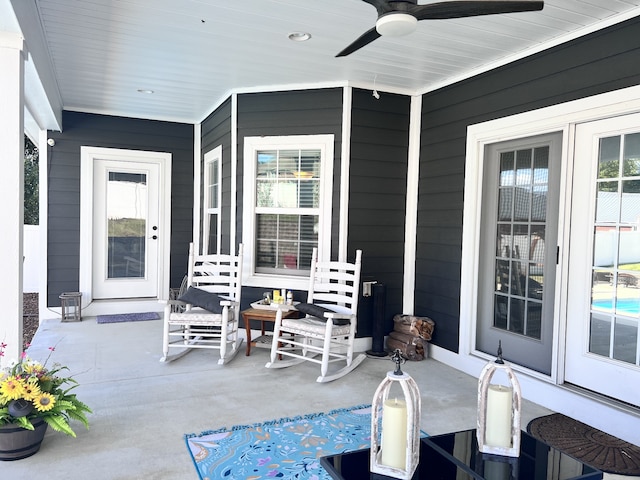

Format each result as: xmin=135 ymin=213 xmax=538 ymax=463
xmin=24 ymin=135 xmax=39 ymax=225
xmin=108 ymin=217 xmax=146 ymax=237
xmin=33 ymin=385 xmax=92 ymax=437
xmin=620 ymin=263 xmax=640 ymax=271
xmin=598 ymin=151 xmax=640 ymax=192
xmin=43 ymin=414 xmax=74 ymax=437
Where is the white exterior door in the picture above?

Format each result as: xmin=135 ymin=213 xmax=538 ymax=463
xmin=565 ymin=114 xmax=640 ymax=406
xmin=80 ymin=147 xmax=171 ymax=303
xmin=93 ymin=159 xmax=159 ymax=298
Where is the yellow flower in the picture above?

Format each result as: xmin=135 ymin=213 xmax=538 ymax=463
xmin=0 ymin=376 xmax=26 ymax=401
xmin=33 ymin=392 xmax=56 ymax=412
xmin=22 ymin=361 xmax=44 ymax=375
xmin=22 ymin=379 xmax=42 ymax=401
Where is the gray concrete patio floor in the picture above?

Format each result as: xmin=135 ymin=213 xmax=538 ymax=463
xmin=5 ymin=316 xmax=556 ymax=479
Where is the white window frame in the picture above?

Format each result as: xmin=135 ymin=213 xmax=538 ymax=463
xmin=460 ymin=84 xmax=640 ymax=384
xmin=202 ymin=146 xmax=222 ymax=254
xmin=242 ymin=134 xmax=334 ymax=289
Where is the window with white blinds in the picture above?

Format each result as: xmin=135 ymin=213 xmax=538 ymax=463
xmin=243 ymin=135 xmax=334 ymax=287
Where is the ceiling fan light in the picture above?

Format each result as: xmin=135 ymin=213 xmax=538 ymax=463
xmin=376 ymin=13 xmax=417 ymax=37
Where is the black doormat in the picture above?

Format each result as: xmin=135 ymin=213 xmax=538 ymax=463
xmin=527 ymin=413 xmax=640 ymax=475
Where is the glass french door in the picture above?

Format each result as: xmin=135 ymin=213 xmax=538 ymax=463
xmin=476 ymin=133 xmax=562 ymax=375
xmin=92 ymin=158 xmax=160 ymax=299
xmin=565 ymin=115 xmax=640 ymax=406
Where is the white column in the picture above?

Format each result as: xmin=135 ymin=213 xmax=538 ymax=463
xmin=338 ymin=86 xmax=352 ymax=262
xmin=192 ymin=123 xmax=202 ymax=254
xmin=38 ymin=130 xmax=49 ymax=321
xmin=403 ymin=95 xmax=421 ymax=314
xmin=230 ymin=93 xmax=238 ymax=254
xmin=0 ymin=32 xmax=26 ymax=360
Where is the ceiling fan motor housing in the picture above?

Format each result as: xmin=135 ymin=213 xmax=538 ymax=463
xmin=376 ymin=12 xmax=418 ymax=36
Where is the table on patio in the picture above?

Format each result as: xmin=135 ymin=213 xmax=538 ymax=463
xmin=241 ymin=303 xmax=300 ymax=356
xmin=320 ymin=428 xmax=603 ymax=480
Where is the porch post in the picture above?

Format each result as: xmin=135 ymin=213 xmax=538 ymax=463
xmin=0 ymin=32 xmax=26 ymax=360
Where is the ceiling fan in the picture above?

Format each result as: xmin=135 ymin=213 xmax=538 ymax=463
xmin=336 ymin=0 xmax=544 ymax=57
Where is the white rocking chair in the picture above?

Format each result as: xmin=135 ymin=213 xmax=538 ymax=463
xmin=161 ymin=243 xmax=243 ymax=364
xmin=265 ymin=248 xmax=365 ymax=383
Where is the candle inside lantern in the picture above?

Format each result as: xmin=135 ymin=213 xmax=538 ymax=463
xmin=381 ymin=397 xmax=407 ymax=469
xmin=485 ymin=384 xmax=513 ymax=448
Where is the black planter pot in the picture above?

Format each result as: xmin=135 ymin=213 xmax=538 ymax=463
xmin=0 ymin=418 xmax=48 ymax=461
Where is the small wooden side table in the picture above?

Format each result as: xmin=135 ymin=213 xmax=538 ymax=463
xmin=242 ymin=307 xmax=300 ymax=356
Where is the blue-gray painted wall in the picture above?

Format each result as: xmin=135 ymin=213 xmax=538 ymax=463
xmin=46 ymin=112 xmax=194 ymax=306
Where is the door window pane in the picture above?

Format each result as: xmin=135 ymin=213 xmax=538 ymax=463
xmin=596 ymin=182 xmax=619 ymax=223
xmin=106 ymin=171 xmax=146 ymax=278
xmin=623 ymin=132 xmax=640 ymax=176
xmin=589 ymin=313 xmax=611 ymax=357
xmin=598 ymin=136 xmax=620 ymax=179
xmin=613 ymin=318 xmax=638 ymax=364
xmin=492 ymin=146 xmax=549 ymax=340
xmin=589 ymin=134 xmax=640 ymax=365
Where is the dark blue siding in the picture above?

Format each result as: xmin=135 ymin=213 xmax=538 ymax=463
xmin=349 ymin=88 xmax=410 ymax=336
xmin=417 ymin=16 xmax=640 ymax=352
xmin=47 ymin=112 xmax=193 ymax=306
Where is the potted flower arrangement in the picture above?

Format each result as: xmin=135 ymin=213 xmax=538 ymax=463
xmin=0 ymin=342 xmax=91 ymax=460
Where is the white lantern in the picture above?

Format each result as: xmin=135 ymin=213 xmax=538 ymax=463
xmin=370 ymin=350 xmax=421 ymax=479
xmin=477 ymin=342 xmax=521 ymax=457
xmin=59 ymin=292 xmax=82 ymax=322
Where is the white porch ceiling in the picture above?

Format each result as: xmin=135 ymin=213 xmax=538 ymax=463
xmin=13 ymin=0 xmax=640 ymax=125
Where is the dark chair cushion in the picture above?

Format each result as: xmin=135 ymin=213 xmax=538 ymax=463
xmin=296 ymin=303 xmax=350 ymax=325
xmin=177 ymin=287 xmax=224 ymax=314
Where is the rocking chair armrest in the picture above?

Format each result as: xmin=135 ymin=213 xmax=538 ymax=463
xmin=323 ymin=312 xmax=352 ymax=320
xmin=219 ymin=299 xmax=238 ymax=307
xmin=218 ymin=295 xmax=239 ymax=308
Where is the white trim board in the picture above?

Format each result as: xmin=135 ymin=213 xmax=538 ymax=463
xmin=79 ymin=146 xmax=172 ymax=312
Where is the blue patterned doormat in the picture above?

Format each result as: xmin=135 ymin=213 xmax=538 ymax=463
xmin=96 ymin=312 xmax=160 ymax=324
xmin=185 ymin=404 xmax=373 ymax=480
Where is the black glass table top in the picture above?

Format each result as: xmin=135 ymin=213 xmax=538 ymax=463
xmin=320 ymin=429 xmax=603 ymax=480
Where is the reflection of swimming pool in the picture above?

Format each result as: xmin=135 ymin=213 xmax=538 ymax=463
xmin=592 ymin=299 xmax=640 ymax=316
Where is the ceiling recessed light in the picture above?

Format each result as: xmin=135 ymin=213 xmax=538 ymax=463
xmin=288 ymin=32 xmax=311 ymax=42
xmin=137 ymin=89 xmax=154 ymax=94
